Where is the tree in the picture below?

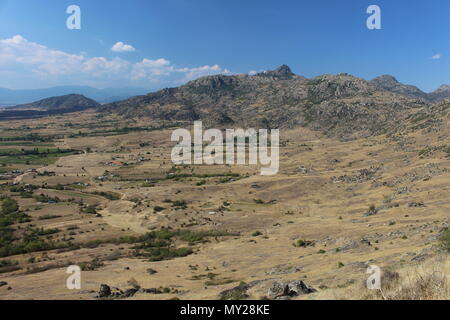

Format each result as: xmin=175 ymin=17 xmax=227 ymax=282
xmin=1 ymin=198 xmax=19 ymax=215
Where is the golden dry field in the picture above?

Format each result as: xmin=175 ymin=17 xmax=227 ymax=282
xmin=0 ymin=110 xmax=448 ymax=300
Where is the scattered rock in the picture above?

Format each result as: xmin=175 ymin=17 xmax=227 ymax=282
xmin=345 ymin=261 xmax=368 ymax=270
xmin=296 ymin=166 xmax=309 ymax=174
xmin=267 ymin=280 xmax=316 ymax=299
xmin=266 ymin=265 xmax=302 ymax=275
xmin=139 ymin=288 xmax=163 ymax=294
xmin=365 ymin=207 xmax=379 ymax=216
xmin=96 ymin=284 xmax=163 ymax=299
xmin=287 ymin=280 xmax=317 ymax=296
xmin=332 ymin=167 xmax=380 ymax=184
xmin=147 ymin=268 xmax=158 ymax=275
xmin=408 ymin=202 xmax=425 ymax=207
xmin=121 ymin=288 xmax=139 ymax=298
xmin=98 ymin=284 xmax=112 ymax=298
xmin=267 ymin=281 xmax=286 ymax=299
xmin=219 ymin=280 xmax=264 ymax=300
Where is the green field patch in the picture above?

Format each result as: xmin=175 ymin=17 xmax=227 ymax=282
xmin=0 ymin=141 xmax=54 ymax=147
xmin=88 ymin=191 xmax=121 ymax=200
xmin=0 ymin=148 xmax=79 ymax=166
xmin=50 ymin=190 xmax=98 ymax=199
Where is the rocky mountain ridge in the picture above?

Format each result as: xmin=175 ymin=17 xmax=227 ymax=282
xmin=101 ymin=65 xmax=442 ymax=137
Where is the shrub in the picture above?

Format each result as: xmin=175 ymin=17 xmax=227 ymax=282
xmin=38 ymin=215 xmax=62 ymax=220
xmin=172 ymin=200 xmax=187 ymax=209
xmin=144 ymin=247 xmax=193 ymax=262
xmin=82 ymin=205 xmax=97 ymax=214
xmin=1 ymin=198 xmax=19 ymax=215
xmin=0 ymin=260 xmax=18 ymax=268
xmin=80 ymin=258 xmax=104 ymax=271
xmin=293 ymin=239 xmax=315 ymax=248
xmin=252 ymin=231 xmax=263 ymax=237
xmin=196 ymin=180 xmax=206 ymax=186
xmin=177 ymin=230 xmax=232 ymax=244
xmin=439 ymin=228 xmax=450 ymax=252
xmin=90 ymin=191 xmax=120 ymax=200
xmin=382 ymin=269 xmax=401 ymax=290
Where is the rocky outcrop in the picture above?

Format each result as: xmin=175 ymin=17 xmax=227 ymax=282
xmin=370 ymin=75 xmax=429 ymax=101
xmin=256 ymin=64 xmax=296 ymax=79
xmin=96 ymin=284 xmax=164 ymax=299
xmin=267 ymin=280 xmax=316 ymax=299
xmin=428 ymin=84 xmax=450 ymax=102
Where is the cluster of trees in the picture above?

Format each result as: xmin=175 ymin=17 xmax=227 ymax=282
xmin=0 ymin=148 xmax=74 ymax=157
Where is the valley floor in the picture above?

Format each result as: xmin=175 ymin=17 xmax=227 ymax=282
xmin=0 ymin=111 xmax=448 ymax=300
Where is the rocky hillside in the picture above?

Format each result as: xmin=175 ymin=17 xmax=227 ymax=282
xmin=102 ymin=65 xmax=436 ymax=138
xmin=369 ymin=75 xmax=429 ymax=101
xmin=429 ymin=85 xmax=450 ymax=103
xmin=13 ymin=94 xmax=99 ymax=111
xmin=0 ymin=94 xmax=100 ymax=120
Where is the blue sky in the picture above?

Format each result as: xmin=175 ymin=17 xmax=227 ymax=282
xmin=0 ymin=0 xmax=449 ymax=92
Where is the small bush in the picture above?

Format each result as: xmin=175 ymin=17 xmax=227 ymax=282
xmin=38 ymin=215 xmax=62 ymax=220
xmin=439 ymin=228 xmax=450 ymax=252
xmin=144 ymin=247 xmax=193 ymax=262
xmin=79 ymin=258 xmax=104 ymax=271
xmin=293 ymin=239 xmax=315 ymax=248
xmin=172 ymin=200 xmax=187 ymax=209
xmin=1 ymin=198 xmax=19 ymax=215
xmin=82 ymin=205 xmax=97 ymax=214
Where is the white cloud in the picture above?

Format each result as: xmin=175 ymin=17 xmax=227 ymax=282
xmin=131 ymin=58 xmax=174 ymax=81
xmin=175 ymin=64 xmax=231 ymax=83
xmin=111 ymin=41 xmax=136 ymax=52
xmin=0 ymin=35 xmax=231 ymax=88
xmin=431 ymin=53 xmax=442 ymax=60
xmin=82 ymin=57 xmax=130 ymax=76
xmin=0 ymin=35 xmax=84 ymax=76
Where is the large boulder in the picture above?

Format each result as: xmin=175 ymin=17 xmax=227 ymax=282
xmin=98 ymin=284 xmax=112 ymax=298
xmin=267 ymin=281 xmax=288 ymax=298
xmin=287 ymin=280 xmax=316 ymax=296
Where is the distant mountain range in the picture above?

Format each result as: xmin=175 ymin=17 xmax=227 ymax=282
xmin=1 ymin=65 xmax=449 ymax=138
xmin=0 ymin=86 xmax=150 ymax=106
xmin=0 ymin=94 xmax=99 ymax=119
